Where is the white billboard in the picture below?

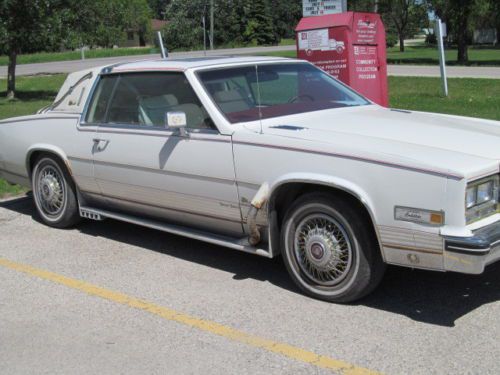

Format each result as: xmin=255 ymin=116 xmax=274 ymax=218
xmin=302 ymin=0 xmax=346 ymax=17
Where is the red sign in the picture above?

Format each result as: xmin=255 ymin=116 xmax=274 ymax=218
xmin=296 ymin=12 xmax=388 ymax=107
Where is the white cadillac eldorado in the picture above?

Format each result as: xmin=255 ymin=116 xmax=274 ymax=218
xmin=1 ymin=56 xmax=499 ymax=302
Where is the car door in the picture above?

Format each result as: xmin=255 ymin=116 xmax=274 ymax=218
xmin=85 ymin=72 xmax=243 ymax=237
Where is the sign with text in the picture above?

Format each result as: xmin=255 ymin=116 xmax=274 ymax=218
xmin=296 ymin=12 xmax=389 ymax=106
xmin=302 ymin=0 xmax=346 ymax=17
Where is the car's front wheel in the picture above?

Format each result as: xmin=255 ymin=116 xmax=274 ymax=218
xmin=32 ymin=156 xmax=80 ymax=228
xmin=281 ymin=192 xmax=385 ymax=303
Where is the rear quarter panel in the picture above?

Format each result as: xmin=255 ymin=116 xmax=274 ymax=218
xmin=0 ymin=114 xmax=98 ymax=194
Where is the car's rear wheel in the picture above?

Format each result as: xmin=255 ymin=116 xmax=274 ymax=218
xmin=32 ymin=156 xmax=80 ymax=228
xmin=281 ymin=192 xmax=385 ymax=303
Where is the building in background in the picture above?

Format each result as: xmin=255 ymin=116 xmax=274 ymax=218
xmin=473 ymin=28 xmax=498 ymax=45
xmin=123 ymin=19 xmax=167 ymax=47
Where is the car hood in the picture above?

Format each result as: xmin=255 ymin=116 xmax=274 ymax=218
xmin=257 ymin=105 xmax=500 ymax=180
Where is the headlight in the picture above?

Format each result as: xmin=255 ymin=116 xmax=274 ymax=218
xmin=477 ymin=181 xmax=494 ymax=204
xmin=466 ymin=175 xmax=499 ymax=224
xmin=466 ymin=186 xmax=477 ymax=208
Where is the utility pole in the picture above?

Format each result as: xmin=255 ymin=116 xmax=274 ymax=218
xmin=210 ymin=0 xmax=214 ymax=50
xmin=202 ymin=15 xmax=207 ymax=56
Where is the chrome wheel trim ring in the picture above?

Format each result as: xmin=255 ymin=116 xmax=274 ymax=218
xmin=33 ymin=161 xmax=67 ymax=221
xmin=293 ymin=213 xmax=353 ymax=287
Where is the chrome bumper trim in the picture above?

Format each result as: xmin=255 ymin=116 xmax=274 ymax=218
xmin=444 ymin=220 xmax=500 ymax=274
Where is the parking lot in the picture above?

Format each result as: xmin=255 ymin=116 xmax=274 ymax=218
xmin=1 ymin=195 xmax=499 ymax=374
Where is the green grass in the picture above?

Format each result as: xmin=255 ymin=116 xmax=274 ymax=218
xmin=0 ymin=74 xmax=498 ymax=197
xmin=389 ymin=76 xmax=500 ymax=120
xmin=260 ymin=50 xmax=297 ymax=58
xmin=259 ymin=46 xmax=500 ymax=66
xmin=0 ymin=47 xmax=159 ymax=66
xmin=0 ymin=74 xmax=66 ymax=119
xmin=0 ymin=178 xmax=26 ymax=199
xmin=278 ymin=38 xmax=296 ymax=46
xmin=387 ymin=45 xmax=500 ymax=66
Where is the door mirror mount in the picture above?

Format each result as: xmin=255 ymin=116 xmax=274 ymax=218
xmin=165 ymin=111 xmax=189 ymax=137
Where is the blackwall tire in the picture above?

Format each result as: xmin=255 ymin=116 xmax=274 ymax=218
xmin=31 ymin=156 xmax=80 ymax=228
xmin=281 ymin=192 xmax=385 ymax=303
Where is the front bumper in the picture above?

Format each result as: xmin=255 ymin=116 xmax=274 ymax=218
xmin=444 ymin=220 xmax=500 ymax=274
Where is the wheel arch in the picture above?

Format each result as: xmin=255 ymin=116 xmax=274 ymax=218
xmin=266 ymin=174 xmax=383 ymax=260
xmin=26 ymin=145 xmax=73 ymax=181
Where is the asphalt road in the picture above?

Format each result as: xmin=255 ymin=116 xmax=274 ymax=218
xmin=1 ymin=195 xmax=499 ymax=374
xmin=1 ymin=45 xmax=499 ymax=79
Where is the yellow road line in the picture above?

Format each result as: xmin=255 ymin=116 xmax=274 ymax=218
xmin=0 ymin=257 xmax=379 ymax=375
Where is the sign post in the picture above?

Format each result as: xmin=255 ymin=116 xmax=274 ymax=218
xmin=302 ymin=0 xmax=346 ymax=17
xmin=435 ymin=17 xmax=448 ymax=97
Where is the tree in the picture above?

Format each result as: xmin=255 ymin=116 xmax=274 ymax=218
xmin=427 ymin=0 xmax=492 ymax=64
xmin=163 ymin=0 xmax=205 ymax=50
xmin=162 ymin=0 xmax=292 ymax=50
xmin=125 ymin=0 xmax=153 ymax=47
xmin=378 ymin=0 xmax=427 ymax=52
xmin=0 ymin=0 xmax=72 ymax=98
xmin=270 ymin=0 xmax=302 ymax=42
xmin=147 ymin=0 xmax=170 ymax=19
xmin=348 ymin=0 xmax=377 ymax=11
xmin=0 ymin=0 xmax=152 ymax=98
xmin=242 ymin=0 xmax=277 ymax=45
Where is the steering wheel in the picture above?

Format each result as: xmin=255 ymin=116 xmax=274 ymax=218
xmin=287 ymin=94 xmax=314 ymax=104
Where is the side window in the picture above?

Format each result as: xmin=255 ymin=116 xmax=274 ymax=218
xmin=107 ymin=73 xmax=215 ymax=130
xmin=85 ymin=76 xmax=118 ymax=123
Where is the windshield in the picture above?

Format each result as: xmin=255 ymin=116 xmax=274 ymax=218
xmin=198 ymin=62 xmax=370 ymax=123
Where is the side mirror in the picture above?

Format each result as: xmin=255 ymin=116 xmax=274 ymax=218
xmin=165 ymin=111 xmax=189 ymax=137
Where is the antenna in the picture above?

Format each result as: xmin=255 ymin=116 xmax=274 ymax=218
xmin=157 ymin=31 xmax=168 ymax=59
xmin=255 ymin=66 xmax=263 ymax=134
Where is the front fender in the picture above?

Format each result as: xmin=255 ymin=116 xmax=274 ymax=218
xmin=264 ymin=172 xmax=383 ymax=259
xmin=267 ymin=172 xmax=378 ymax=222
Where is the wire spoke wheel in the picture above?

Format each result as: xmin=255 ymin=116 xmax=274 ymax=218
xmin=293 ymin=213 xmax=353 ymax=287
xmin=32 ymin=157 xmax=80 ymax=228
xmin=34 ymin=164 xmax=66 ymax=219
xmin=282 ymin=193 xmax=386 ymax=302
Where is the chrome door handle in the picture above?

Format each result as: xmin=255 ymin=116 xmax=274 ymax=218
xmin=92 ymin=138 xmax=109 ymax=151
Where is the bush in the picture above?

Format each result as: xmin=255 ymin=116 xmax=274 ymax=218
xmin=162 ymin=20 xmax=203 ymax=51
xmin=425 ymin=33 xmax=437 ymax=46
xmin=386 ymin=34 xmax=398 ymax=48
